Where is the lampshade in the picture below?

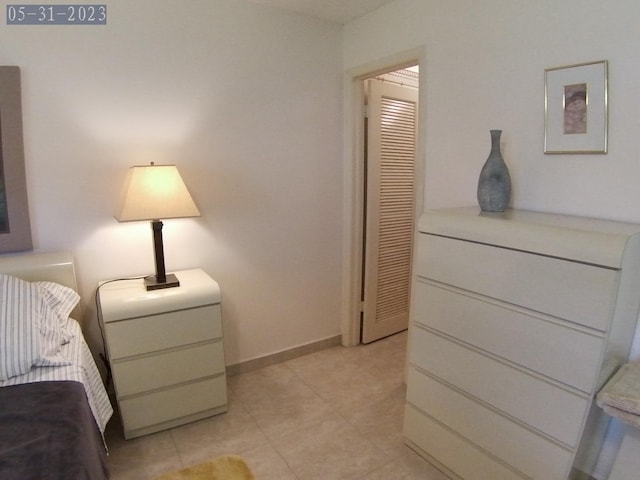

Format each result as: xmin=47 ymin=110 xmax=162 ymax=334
xmin=116 ymin=163 xmax=200 ymax=222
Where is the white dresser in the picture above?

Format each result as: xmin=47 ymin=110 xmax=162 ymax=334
xmin=98 ymin=269 xmax=227 ymax=439
xmin=403 ymin=207 xmax=640 ymax=479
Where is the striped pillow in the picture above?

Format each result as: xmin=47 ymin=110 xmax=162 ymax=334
xmin=0 ymin=274 xmax=40 ymax=380
xmin=0 ymin=276 xmax=79 ymax=379
xmin=37 ymin=281 xmax=80 ymax=343
xmin=33 ymin=281 xmax=79 ymax=366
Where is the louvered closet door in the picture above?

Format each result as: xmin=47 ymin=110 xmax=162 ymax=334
xmin=362 ymin=78 xmax=418 ymax=343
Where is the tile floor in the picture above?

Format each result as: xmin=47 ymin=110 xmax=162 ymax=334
xmin=105 ymin=331 xmax=450 ymax=480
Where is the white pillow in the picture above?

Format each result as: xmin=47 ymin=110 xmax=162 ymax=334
xmin=36 ymin=281 xmax=80 ymax=344
xmin=33 ymin=281 xmax=79 ymax=366
xmin=0 ymin=275 xmax=78 ymax=379
xmin=37 ymin=281 xmax=80 ymax=322
xmin=32 ymin=295 xmax=73 ymax=367
xmin=0 ymin=274 xmax=41 ymax=380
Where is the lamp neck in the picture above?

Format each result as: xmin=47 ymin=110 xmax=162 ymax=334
xmin=151 ymin=219 xmax=166 ymax=283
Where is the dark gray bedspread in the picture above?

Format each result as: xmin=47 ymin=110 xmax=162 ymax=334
xmin=0 ymin=381 xmax=109 ymax=480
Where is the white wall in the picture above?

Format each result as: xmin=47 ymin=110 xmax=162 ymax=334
xmin=343 ymin=0 xmax=640 ymax=475
xmin=345 ymin=0 xmax=640 ymax=221
xmin=345 ymin=0 xmax=640 ymax=354
xmin=0 ymin=0 xmax=344 ymax=365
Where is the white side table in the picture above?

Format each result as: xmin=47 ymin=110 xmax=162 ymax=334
xmin=608 ymin=426 xmax=640 ymax=479
xmin=597 ymin=362 xmax=640 ymax=479
xmin=98 ymin=269 xmax=227 ymax=439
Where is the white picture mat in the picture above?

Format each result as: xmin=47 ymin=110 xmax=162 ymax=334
xmin=544 ymin=60 xmax=608 ymax=154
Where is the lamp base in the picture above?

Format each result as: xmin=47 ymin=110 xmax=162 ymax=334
xmin=145 ymin=273 xmax=180 ymax=291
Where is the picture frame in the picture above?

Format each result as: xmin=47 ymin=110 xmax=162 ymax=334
xmin=0 ymin=66 xmax=32 ymax=253
xmin=544 ymin=60 xmax=608 ymax=154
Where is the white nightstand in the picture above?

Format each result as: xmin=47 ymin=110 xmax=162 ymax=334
xmin=98 ymin=268 xmax=227 ymax=439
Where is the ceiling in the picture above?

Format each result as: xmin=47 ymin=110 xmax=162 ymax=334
xmin=245 ymin=0 xmax=396 ymax=24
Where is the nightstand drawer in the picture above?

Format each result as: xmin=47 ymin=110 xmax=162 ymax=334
xmin=106 ymin=305 xmax=221 ymax=359
xmin=119 ymin=376 xmax=227 ymax=432
xmin=112 ymin=340 xmax=225 ymax=397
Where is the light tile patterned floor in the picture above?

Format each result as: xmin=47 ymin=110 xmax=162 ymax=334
xmin=105 ymin=331 xmax=450 ymax=480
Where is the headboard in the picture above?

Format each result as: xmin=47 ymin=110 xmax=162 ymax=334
xmin=0 ymin=251 xmax=82 ymax=320
xmin=0 ymin=251 xmax=78 ymax=291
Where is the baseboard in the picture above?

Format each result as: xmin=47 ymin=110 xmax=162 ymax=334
xmin=226 ymin=334 xmax=342 ymax=376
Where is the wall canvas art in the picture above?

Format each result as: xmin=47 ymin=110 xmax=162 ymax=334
xmin=0 ymin=66 xmax=32 ymax=252
xmin=544 ymin=60 xmax=608 ymax=154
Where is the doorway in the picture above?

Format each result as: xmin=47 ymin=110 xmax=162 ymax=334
xmin=360 ymin=67 xmax=419 ymax=344
xmin=341 ymin=52 xmax=423 ymax=347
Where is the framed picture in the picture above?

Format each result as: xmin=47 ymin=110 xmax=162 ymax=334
xmin=544 ymin=60 xmax=608 ymax=154
xmin=0 ymin=66 xmax=32 ymax=253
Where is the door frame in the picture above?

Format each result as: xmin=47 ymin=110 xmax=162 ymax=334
xmin=341 ymin=46 xmax=427 ymax=346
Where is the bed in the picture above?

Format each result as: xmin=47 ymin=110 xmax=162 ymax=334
xmin=0 ymin=251 xmax=113 ymax=480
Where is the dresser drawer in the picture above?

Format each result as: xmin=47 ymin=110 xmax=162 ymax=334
xmin=105 ymin=305 xmax=222 ymax=359
xmin=119 ymin=376 xmax=227 ymax=432
xmin=409 ymin=327 xmax=589 ymax=447
xmin=415 ymin=234 xmax=619 ymax=331
xmin=112 ymin=340 xmax=225 ymax=397
xmin=412 ymin=281 xmax=605 ymax=392
xmin=406 ymin=367 xmax=573 ymax=479
xmin=404 ymin=405 xmax=526 ymax=480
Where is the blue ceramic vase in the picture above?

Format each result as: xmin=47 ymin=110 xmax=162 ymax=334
xmin=477 ymin=130 xmax=511 ymax=212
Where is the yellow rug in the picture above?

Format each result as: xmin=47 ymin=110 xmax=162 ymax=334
xmin=154 ymin=455 xmax=255 ymax=480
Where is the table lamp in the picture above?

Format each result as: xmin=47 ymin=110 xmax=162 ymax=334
xmin=115 ymin=163 xmax=200 ymax=290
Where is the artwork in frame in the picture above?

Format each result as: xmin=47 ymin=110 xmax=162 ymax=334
xmin=544 ymin=60 xmax=608 ymax=154
xmin=0 ymin=66 xmax=32 ymax=253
